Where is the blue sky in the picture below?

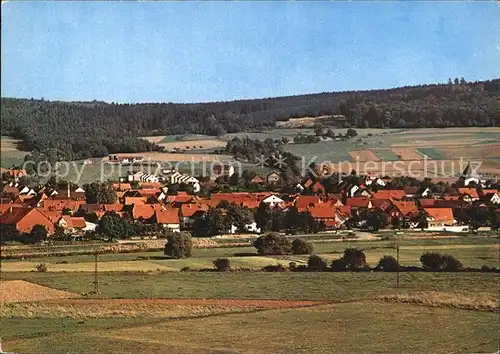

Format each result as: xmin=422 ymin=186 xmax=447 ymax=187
xmin=2 ymin=1 xmax=499 ymax=103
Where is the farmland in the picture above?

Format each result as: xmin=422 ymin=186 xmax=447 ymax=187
xmin=1 ymin=267 xmax=499 ymax=353
xmin=281 ymin=127 xmax=500 ymax=178
xmin=1 ymin=236 xmax=499 ymax=353
xmin=0 ymin=136 xmax=28 ymax=168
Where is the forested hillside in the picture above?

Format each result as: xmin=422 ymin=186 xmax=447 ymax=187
xmin=1 ymin=78 xmax=499 ymax=160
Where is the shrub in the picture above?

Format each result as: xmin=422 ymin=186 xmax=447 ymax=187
xmin=331 ymin=258 xmax=346 ymax=271
xmin=262 ymin=264 xmax=287 ymax=272
xmin=442 ymin=254 xmax=463 ymax=271
xmin=420 ymin=252 xmax=444 ymax=271
xmin=481 ymin=265 xmax=492 ymax=272
xmin=35 ymin=263 xmax=48 ymax=272
xmin=377 ymin=255 xmax=400 ymax=272
xmin=253 ymin=233 xmax=292 ymax=255
xmin=164 ymin=232 xmax=193 ymax=259
xmin=343 ymin=248 xmax=367 ymax=269
xmin=291 ymin=238 xmax=314 ymax=254
xmin=213 ymin=258 xmax=231 ymax=271
xmin=307 ymin=254 xmax=328 ymax=272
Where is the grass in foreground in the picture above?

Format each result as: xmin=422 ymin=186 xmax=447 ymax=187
xmin=2 ymin=271 xmax=498 ymax=300
xmin=4 ymin=302 xmax=499 ymax=353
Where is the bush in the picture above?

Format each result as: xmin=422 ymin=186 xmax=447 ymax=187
xmin=213 ymin=258 xmax=231 ymax=271
xmin=307 ymin=254 xmax=328 ymax=272
xmin=253 ymin=233 xmax=292 ymax=255
xmin=377 ymin=255 xmax=400 ymax=272
xmin=481 ymin=265 xmax=492 ymax=272
xmin=35 ymin=263 xmax=48 ymax=272
xmin=420 ymin=252 xmax=463 ymax=271
xmin=442 ymin=254 xmax=463 ymax=271
xmin=343 ymin=248 xmax=367 ymax=269
xmin=291 ymin=238 xmax=314 ymax=255
xmin=164 ymin=232 xmax=193 ymax=259
xmin=331 ymin=258 xmax=346 ymax=271
xmin=420 ymin=252 xmax=444 ymax=271
xmin=262 ymin=264 xmax=287 ymax=272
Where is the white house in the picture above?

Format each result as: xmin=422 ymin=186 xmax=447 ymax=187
xmin=19 ymin=186 xmax=36 ymax=196
xmin=230 ymin=221 xmax=261 ymax=234
xmin=262 ymin=194 xmax=284 ymax=207
xmin=140 ymin=173 xmax=159 ymax=183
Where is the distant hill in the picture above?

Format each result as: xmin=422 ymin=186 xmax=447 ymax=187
xmin=1 ymin=78 xmax=499 ymax=160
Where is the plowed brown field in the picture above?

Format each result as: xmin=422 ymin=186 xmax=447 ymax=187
xmin=0 ymin=280 xmax=78 ymax=303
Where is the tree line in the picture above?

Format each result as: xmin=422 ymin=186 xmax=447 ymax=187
xmin=1 ymin=78 xmax=499 ymax=161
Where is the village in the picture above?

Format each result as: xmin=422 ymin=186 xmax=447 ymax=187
xmin=1 ymin=160 xmax=499 ymax=243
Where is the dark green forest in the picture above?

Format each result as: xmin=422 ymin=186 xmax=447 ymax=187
xmin=1 ymin=78 xmax=499 ymax=160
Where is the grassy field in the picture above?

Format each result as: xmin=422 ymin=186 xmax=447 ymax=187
xmin=3 ymin=237 xmax=499 ymax=271
xmin=2 ymin=251 xmax=499 ymax=354
xmin=4 ymin=301 xmax=498 ymax=353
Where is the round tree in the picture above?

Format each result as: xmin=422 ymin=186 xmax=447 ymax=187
xmin=292 ymin=238 xmax=314 ymax=255
xmin=343 ymin=248 xmax=367 ymax=269
xmin=307 ymin=254 xmax=327 ymax=272
xmin=377 ymin=255 xmax=400 ymax=272
xmin=253 ymin=232 xmax=292 ymax=255
xmin=164 ymin=232 xmax=193 ymax=259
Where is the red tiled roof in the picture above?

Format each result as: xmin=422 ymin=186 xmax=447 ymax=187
xmin=180 ymin=203 xmax=209 ymax=217
xmin=346 ymin=197 xmax=371 ymax=208
xmin=423 ymin=208 xmax=454 ymax=222
xmin=132 ymin=204 xmax=155 ymax=220
xmin=0 ymin=207 xmax=31 ymax=225
xmin=372 ymin=190 xmax=406 ymax=200
xmin=112 ymin=183 xmax=132 ymax=191
xmin=418 ymin=199 xmax=436 ymax=207
xmin=0 ymin=203 xmax=24 ymax=215
xmin=124 ymin=197 xmax=146 ymax=205
xmin=155 ymin=207 xmax=179 ymax=224
xmin=392 ymin=201 xmax=418 ymax=216
xmin=308 ymin=205 xmax=336 ymax=219
xmin=61 ymin=216 xmax=86 ymax=228
xmin=371 ymin=198 xmax=392 ymax=210
xmin=41 ymin=199 xmax=85 ymax=212
xmin=481 ymin=189 xmax=498 ymax=196
xmin=294 ymin=196 xmax=322 ymax=209
xmin=458 ymin=188 xmax=479 ymax=198
xmin=38 ymin=209 xmax=63 ymax=223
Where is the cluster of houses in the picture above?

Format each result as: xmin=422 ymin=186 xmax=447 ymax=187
xmin=1 ymin=163 xmax=499 ymax=239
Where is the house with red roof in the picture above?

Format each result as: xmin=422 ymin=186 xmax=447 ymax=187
xmin=307 ymin=205 xmax=349 ymax=229
xmin=423 ymin=208 xmax=455 ymax=229
xmin=346 ymin=197 xmax=372 ymax=209
xmin=458 ymin=188 xmax=479 ymax=202
xmin=294 ymin=195 xmax=323 ymax=209
xmin=132 ymin=204 xmax=156 ymax=221
xmin=154 ymin=206 xmax=180 ymax=232
xmin=179 ymin=203 xmax=209 ymax=229
xmin=0 ymin=207 xmax=57 ymax=234
xmin=57 ymin=216 xmax=87 ymax=233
